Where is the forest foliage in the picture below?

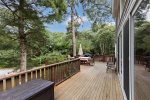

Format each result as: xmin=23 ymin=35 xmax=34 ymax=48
xmin=0 ymin=24 xmax=115 ymax=68
xmin=0 ymin=0 xmax=115 ymax=69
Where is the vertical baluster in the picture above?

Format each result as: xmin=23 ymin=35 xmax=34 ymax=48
xmin=54 ymin=66 xmax=56 ymax=83
xmin=78 ymin=59 xmax=80 ymax=71
xmin=52 ymin=67 xmax=54 ymax=81
xmin=55 ymin=65 xmax=56 ymax=83
xmin=59 ymin=64 xmax=61 ymax=81
xmin=36 ymin=70 xmax=38 ymax=79
xmin=77 ymin=60 xmax=78 ymax=71
xmin=50 ymin=67 xmax=53 ymax=81
xmin=57 ymin=64 xmax=61 ymax=82
xmin=74 ymin=61 xmax=75 ymax=73
xmin=31 ymin=71 xmax=33 ymax=80
xmin=78 ymin=60 xmax=79 ymax=71
xmin=76 ymin=60 xmax=77 ymax=72
xmin=3 ymin=79 xmax=6 ymax=91
xmin=19 ymin=75 xmax=21 ymax=85
xmin=44 ymin=68 xmax=46 ymax=80
xmin=68 ymin=62 xmax=70 ymax=77
xmin=60 ymin=64 xmax=62 ymax=82
xmin=75 ymin=61 xmax=77 ymax=72
xmin=70 ymin=61 xmax=71 ymax=75
xmin=40 ymin=69 xmax=42 ymax=79
xmin=72 ymin=61 xmax=74 ymax=74
xmin=62 ymin=63 xmax=66 ymax=79
xmin=25 ymin=73 xmax=28 ymax=82
xmin=69 ymin=62 xmax=71 ymax=76
xmin=55 ymin=65 xmax=57 ymax=83
xmin=49 ymin=67 xmax=51 ymax=81
xmin=11 ymin=77 xmax=15 ymax=88
xmin=57 ymin=65 xmax=59 ymax=83
xmin=52 ymin=67 xmax=54 ymax=82
xmin=62 ymin=64 xmax=65 ymax=80
xmin=76 ymin=60 xmax=78 ymax=72
xmin=47 ymin=67 xmax=50 ymax=80
xmin=67 ymin=62 xmax=68 ymax=76
xmin=65 ymin=62 xmax=67 ymax=78
xmin=71 ymin=61 xmax=73 ymax=75
xmin=54 ymin=66 xmax=56 ymax=82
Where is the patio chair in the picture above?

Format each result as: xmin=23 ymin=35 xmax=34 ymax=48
xmin=90 ymin=55 xmax=95 ymax=66
xmin=145 ymin=61 xmax=150 ymax=72
xmin=106 ymin=61 xmax=116 ymax=73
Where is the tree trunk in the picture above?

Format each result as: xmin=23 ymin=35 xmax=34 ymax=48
xmin=71 ymin=5 xmax=76 ymax=57
xmin=19 ymin=0 xmax=26 ymax=71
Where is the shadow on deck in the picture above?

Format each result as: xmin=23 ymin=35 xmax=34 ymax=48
xmin=55 ymin=62 xmax=123 ymax=100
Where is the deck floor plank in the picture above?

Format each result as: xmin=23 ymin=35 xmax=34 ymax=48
xmin=55 ymin=62 xmax=123 ymax=100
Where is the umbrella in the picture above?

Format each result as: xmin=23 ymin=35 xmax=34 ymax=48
xmin=78 ymin=44 xmax=83 ymax=56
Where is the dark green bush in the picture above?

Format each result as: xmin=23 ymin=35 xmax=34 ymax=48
xmin=0 ymin=50 xmax=19 ymax=68
xmin=27 ymin=51 xmax=66 ymax=68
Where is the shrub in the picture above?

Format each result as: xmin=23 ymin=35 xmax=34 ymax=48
xmin=0 ymin=50 xmax=19 ymax=68
xmin=27 ymin=51 xmax=66 ymax=68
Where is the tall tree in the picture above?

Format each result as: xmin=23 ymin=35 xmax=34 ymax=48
xmin=71 ymin=1 xmax=76 ymax=57
xmin=66 ymin=20 xmax=80 ymax=56
xmin=0 ymin=0 xmax=67 ymax=71
xmin=67 ymin=0 xmax=82 ymax=57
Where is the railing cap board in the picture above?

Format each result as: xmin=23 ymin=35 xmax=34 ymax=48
xmin=0 ymin=79 xmax=54 ymax=100
xmin=0 ymin=58 xmax=80 ymax=80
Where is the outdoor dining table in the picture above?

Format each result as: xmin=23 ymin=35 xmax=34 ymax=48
xmin=79 ymin=56 xmax=93 ymax=65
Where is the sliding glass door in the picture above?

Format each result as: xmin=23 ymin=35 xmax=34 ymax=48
xmin=134 ymin=0 xmax=150 ymax=100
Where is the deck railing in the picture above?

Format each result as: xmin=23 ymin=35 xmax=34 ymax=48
xmin=0 ymin=58 xmax=80 ymax=92
xmin=94 ymin=55 xmax=115 ymax=62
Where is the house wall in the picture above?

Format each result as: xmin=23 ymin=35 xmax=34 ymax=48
xmin=112 ymin=0 xmax=144 ymax=100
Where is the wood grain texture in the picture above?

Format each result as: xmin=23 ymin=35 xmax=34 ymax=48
xmin=55 ymin=62 xmax=123 ymax=100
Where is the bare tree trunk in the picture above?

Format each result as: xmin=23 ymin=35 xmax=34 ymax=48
xmin=71 ymin=5 xmax=76 ymax=57
xmin=19 ymin=0 xmax=26 ymax=71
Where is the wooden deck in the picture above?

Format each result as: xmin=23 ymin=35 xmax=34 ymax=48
xmin=135 ymin=64 xmax=150 ymax=100
xmin=55 ymin=62 xmax=123 ymax=100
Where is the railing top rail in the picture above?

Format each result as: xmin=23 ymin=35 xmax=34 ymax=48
xmin=0 ymin=58 xmax=80 ymax=80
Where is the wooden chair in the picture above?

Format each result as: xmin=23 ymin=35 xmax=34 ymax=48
xmin=145 ymin=61 xmax=150 ymax=72
xmin=106 ymin=61 xmax=116 ymax=73
xmin=89 ymin=57 xmax=95 ymax=66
